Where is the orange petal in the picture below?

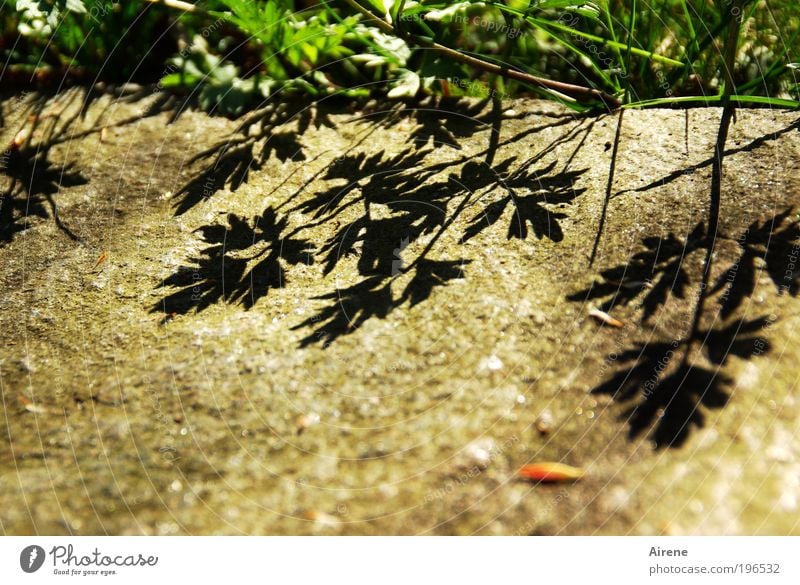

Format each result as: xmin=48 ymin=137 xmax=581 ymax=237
xmin=518 ymin=462 xmax=584 ymax=483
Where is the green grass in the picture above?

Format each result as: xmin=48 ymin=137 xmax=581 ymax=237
xmin=3 ymin=0 xmax=799 ymax=113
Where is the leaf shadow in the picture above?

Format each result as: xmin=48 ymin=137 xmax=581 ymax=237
xmin=575 ymin=208 xmax=797 ymax=447
xmin=1 ymin=86 xmax=180 ymax=244
xmin=594 ymin=316 xmax=772 ymax=447
xmin=461 ymin=159 xmax=588 ymax=243
xmin=712 ymin=208 xmax=800 ymax=317
xmin=152 ymin=208 xmax=315 ymax=318
xmin=568 ymin=221 xmax=707 ymax=321
xmin=156 ymin=98 xmax=594 ymax=348
xmin=1 ymin=147 xmax=87 ymax=243
xmin=173 ymin=99 xmax=333 ymax=215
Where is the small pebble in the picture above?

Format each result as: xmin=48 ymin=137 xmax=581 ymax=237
xmin=535 ymin=410 xmax=553 ymax=434
xmin=460 ymin=437 xmax=496 ymax=469
xmin=481 ymin=355 xmax=503 ymax=371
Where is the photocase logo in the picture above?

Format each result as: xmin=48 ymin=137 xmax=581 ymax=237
xmin=20 ymin=545 xmax=46 ymax=573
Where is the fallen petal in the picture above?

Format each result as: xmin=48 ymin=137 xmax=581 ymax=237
xmin=518 ymin=462 xmax=584 ymax=483
xmin=588 ymin=308 xmax=624 ymax=328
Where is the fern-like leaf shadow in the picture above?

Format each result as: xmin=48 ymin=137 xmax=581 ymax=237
xmin=461 ymin=159 xmax=588 ymax=243
xmin=594 ymin=315 xmax=771 ymax=447
xmin=576 ymin=209 xmax=798 ymax=447
xmin=153 ymin=208 xmax=314 ymax=317
xmin=568 ymin=221 xmax=707 ymax=321
xmin=174 ymin=101 xmax=332 ymax=215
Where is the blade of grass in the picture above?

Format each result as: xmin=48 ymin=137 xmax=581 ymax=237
xmin=602 ymin=2 xmax=624 ymax=93
xmin=626 ymin=95 xmax=800 ymax=109
xmin=679 ymin=0 xmax=699 ymax=60
xmin=531 ymin=24 xmax=618 ymax=90
xmin=622 ymin=0 xmax=637 ymax=101
xmin=526 ymin=17 xmax=684 ymax=68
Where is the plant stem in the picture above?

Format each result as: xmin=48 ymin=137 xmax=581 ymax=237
xmin=341 ymin=0 xmax=621 ymax=109
xmin=683 ymin=3 xmax=742 ymax=361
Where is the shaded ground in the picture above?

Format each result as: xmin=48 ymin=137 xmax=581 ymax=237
xmin=1 ymin=88 xmax=799 ymax=535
